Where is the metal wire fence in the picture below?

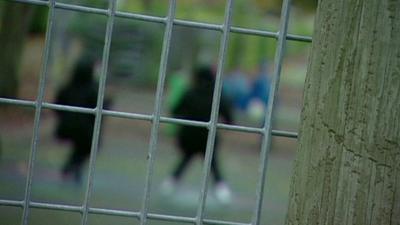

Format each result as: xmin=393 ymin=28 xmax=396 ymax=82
xmin=0 ymin=0 xmax=312 ymax=225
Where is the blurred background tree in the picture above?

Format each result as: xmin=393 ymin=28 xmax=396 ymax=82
xmin=0 ymin=2 xmax=36 ymax=98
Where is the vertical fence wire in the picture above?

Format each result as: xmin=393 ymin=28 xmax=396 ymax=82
xmin=81 ymin=1 xmax=116 ymax=224
xmin=195 ymin=0 xmax=234 ymax=224
xmin=139 ymin=1 xmax=176 ymax=225
xmin=20 ymin=0 xmax=56 ymax=224
xmin=252 ymin=0 xmax=292 ymax=224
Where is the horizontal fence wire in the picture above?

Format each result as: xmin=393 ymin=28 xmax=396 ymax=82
xmin=0 ymin=199 xmax=250 ymax=225
xmin=0 ymin=97 xmax=298 ymax=138
xmin=0 ymin=0 xmax=312 ymax=224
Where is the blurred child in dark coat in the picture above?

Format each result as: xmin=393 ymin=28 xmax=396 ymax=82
xmin=162 ymin=66 xmax=233 ymax=203
xmin=54 ymin=56 xmax=109 ymax=183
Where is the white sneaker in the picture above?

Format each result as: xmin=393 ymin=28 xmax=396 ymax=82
xmin=160 ymin=177 xmax=177 ymax=196
xmin=214 ymin=182 xmax=232 ymax=204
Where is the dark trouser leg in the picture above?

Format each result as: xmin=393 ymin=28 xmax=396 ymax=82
xmin=63 ymin=140 xmax=91 ymax=182
xmin=63 ymin=149 xmax=79 ymax=174
xmin=211 ymin=150 xmax=223 ymax=183
xmin=172 ymin=152 xmax=194 ymax=180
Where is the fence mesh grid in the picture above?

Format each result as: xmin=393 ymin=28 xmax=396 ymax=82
xmin=0 ymin=0 xmax=312 ymax=225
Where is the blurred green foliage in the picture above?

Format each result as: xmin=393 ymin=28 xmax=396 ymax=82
xmin=17 ymin=0 xmax=315 ymax=85
xmin=255 ymin=0 xmax=318 ymax=13
xmin=0 ymin=2 xmax=48 ymax=34
xmin=28 ymin=6 xmax=48 ymax=34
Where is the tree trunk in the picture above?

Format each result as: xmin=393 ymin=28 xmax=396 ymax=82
xmin=285 ymin=0 xmax=400 ymax=225
xmin=0 ymin=2 xmax=35 ymax=98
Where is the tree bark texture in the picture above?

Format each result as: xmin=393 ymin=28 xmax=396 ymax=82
xmin=0 ymin=2 xmax=35 ymax=98
xmin=285 ymin=0 xmax=400 ymax=225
